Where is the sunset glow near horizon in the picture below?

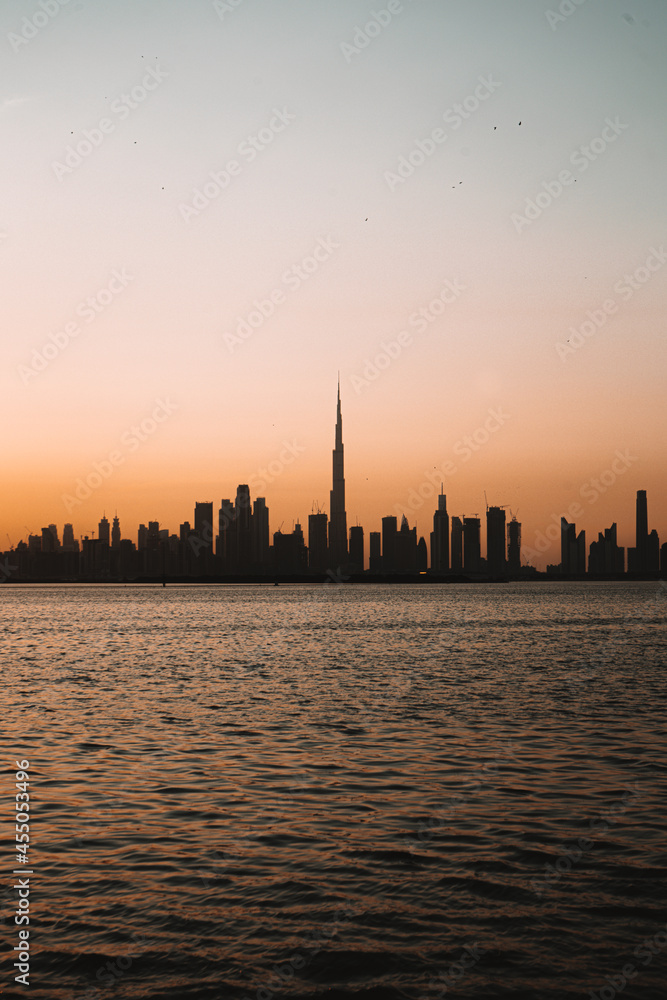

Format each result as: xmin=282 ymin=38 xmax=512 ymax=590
xmin=3 ymin=0 xmax=666 ymax=569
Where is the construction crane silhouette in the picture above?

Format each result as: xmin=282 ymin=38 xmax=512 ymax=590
xmin=484 ymin=492 xmax=511 ymax=513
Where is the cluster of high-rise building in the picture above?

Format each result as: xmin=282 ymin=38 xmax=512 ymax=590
xmin=2 ymin=387 xmax=664 ymax=581
xmin=554 ymin=490 xmax=663 ymax=577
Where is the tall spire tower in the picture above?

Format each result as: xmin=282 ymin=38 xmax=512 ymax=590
xmin=328 ymin=376 xmax=348 ymax=565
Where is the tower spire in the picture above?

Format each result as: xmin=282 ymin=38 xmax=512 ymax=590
xmin=329 ymin=377 xmax=347 ymax=566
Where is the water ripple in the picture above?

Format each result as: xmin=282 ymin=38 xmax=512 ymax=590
xmin=1 ymin=581 xmax=665 ymax=998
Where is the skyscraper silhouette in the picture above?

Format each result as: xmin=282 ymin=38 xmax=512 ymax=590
xmin=589 ymin=523 xmax=624 ymax=575
xmin=194 ymin=502 xmax=214 ymax=573
xmin=217 ymin=500 xmax=234 ymax=571
xmin=233 ymin=485 xmax=252 ymax=571
xmin=507 ymin=515 xmax=521 ymax=574
xmin=486 ymin=506 xmax=506 ymax=578
xmin=381 ymin=515 xmax=397 ymax=573
xmin=395 ymin=515 xmax=418 ymax=574
xmin=430 ymin=488 xmax=449 ymax=573
xmin=463 ymin=517 xmax=481 ymax=573
xmin=369 ymin=531 xmax=381 ymax=572
xmin=308 ymin=511 xmax=329 ymax=573
xmin=98 ymin=515 xmax=110 ymax=547
xmin=647 ymin=529 xmax=660 ymax=573
xmin=41 ymin=526 xmax=56 ymax=553
xmin=636 ymin=489 xmax=648 ymax=573
xmin=451 ymin=516 xmax=463 ymax=572
xmin=111 ymin=515 xmax=121 ymax=550
xmin=62 ymin=523 xmax=76 ymax=552
xmin=560 ymin=517 xmax=585 ymax=575
xmin=273 ymin=522 xmax=307 ymax=574
xmin=349 ymin=525 xmax=364 ymax=573
xmin=328 ymin=378 xmax=348 ymax=566
xmin=252 ymin=497 xmax=270 ymax=572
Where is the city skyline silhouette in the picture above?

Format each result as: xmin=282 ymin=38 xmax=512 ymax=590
xmin=3 ymin=384 xmax=663 ymax=581
xmin=4 ymin=3 xmax=666 ymax=575
xmin=4 ymin=3 xmax=667 ymax=998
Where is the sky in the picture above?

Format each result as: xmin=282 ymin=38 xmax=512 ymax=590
xmin=2 ymin=0 xmax=666 ymax=569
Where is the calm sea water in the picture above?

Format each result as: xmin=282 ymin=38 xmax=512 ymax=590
xmin=2 ymin=581 xmax=666 ymax=1000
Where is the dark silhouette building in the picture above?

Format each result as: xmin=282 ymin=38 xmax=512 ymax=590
xmin=308 ymin=511 xmax=329 ymax=573
xmin=463 ymin=517 xmax=481 ymax=573
xmin=98 ymin=515 xmax=110 ymax=547
xmin=118 ymin=538 xmax=137 ymax=579
xmin=194 ymin=503 xmax=213 ymax=540
xmin=96 ymin=516 xmax=111 ymax=578
xmin=81 ymin=536 xmax=108 ymax=580
xmin=217 ymin=500 xmax=234 ymax=571
xmin=647 ymin=530 xmax=660 ymax=573
xmin=272 ymin=523 xmax=307 ymax=574
xmin=180 ymin=520 xmax=195 ymax=575
xmin=111 ymin=515 xmax=121 ymax=550
xmin=430 ymin=489 xmax=449 ymax=573
xmin=588 ymin=523 xmax=624 ymax=575
xmin=369 ymin=531 xmax=381 ymax=572
xmin=62 ymin=523 xmax=77 ymax=552
xmin=328 ymin=380 xmax=348 ymax=567
xmin=560 ymin=518 xmax=586 ymax=576
xmin=635 ymin=489 xmax=648 ymax=573
xmin=417 ymin=535 xmax=427 ymax=572
xmin=348 ymin=525 xmax=364 ymax=574
xmin=145 ymin=520 xmax=163 ymax=576
xmin=231 ymin=486 xmax=252 ymax=572
xmin=41 ymin=527 xmax=56 ymax=553
xmin=629 ymin=490 xmax=660 ymax=573
xmin=451 ymin=516 xmax=463 ymax=572
xmin=486 ymin=506 xmax=506 ymax=578
xmin=507 ymin=515 xmax=521 ymax=574
xmin=193 ymin=502 xmax=214 ymax=573
xmin=381 ymin=516 xmax=398 ymax=573
xmin=252 ymin=497 xmax=270 ymax=572
xmin=395 ymin=515 xmax=418 ymax=574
